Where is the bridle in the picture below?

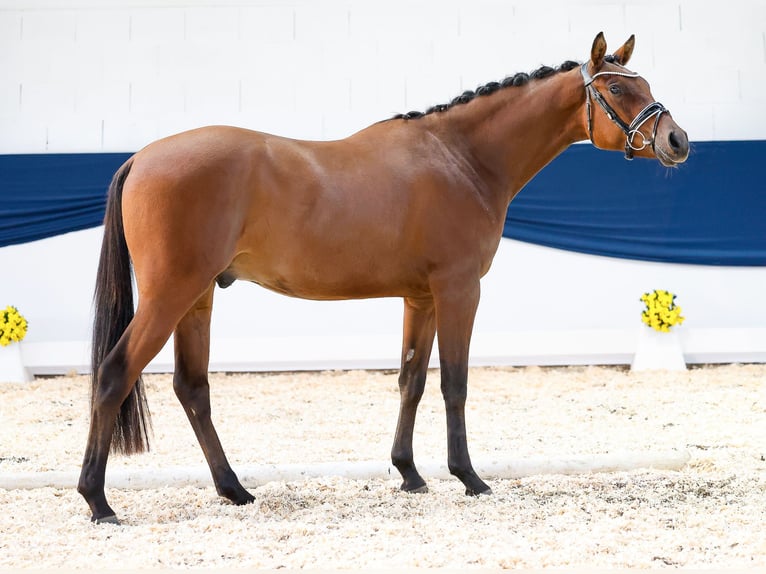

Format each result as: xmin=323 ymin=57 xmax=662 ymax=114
xmin=580 ymin=62 xmax=667 ymax=160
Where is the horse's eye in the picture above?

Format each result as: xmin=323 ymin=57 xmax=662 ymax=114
xmin=609 ymin=84 xmax=622 ymax=95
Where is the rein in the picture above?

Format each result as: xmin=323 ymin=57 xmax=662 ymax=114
xmin=580 ymin=63 xmax=667 ymax=160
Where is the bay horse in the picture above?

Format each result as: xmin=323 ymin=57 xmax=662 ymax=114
xmin=79 ymin=32 xmax=689 ymax=523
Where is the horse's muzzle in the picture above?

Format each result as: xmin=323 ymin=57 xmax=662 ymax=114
xmin=655 ymin=120 xmax=690 ymax=167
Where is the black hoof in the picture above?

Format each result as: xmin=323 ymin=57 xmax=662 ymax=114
xmin=237 ymin=492 xmax=256 ymax=505
xmin=218 ymin=482 xmax=255 ymax=505
xmin=226 ymin=490 xmax=255 ymax=506
xmin=92 ymin=514 xmax=120 ymax=525
xmin=465 ymin=485 xmax=493 ymax=497
xmin=402 ymin=482 xmax=429 ymax=494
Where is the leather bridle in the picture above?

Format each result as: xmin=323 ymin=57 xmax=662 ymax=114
xmin=580 ymin=62 xmax=668 ymax=160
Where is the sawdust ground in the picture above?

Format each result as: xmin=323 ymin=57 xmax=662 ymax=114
xmin=1 ymin=364 xmax=764 ymax=569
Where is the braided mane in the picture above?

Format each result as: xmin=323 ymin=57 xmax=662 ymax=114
xmin=392 ymin=59 xmax=584 ymax=120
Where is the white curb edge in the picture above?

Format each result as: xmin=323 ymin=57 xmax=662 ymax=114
xmin=0 ymin=450 xmax=691 ymax=490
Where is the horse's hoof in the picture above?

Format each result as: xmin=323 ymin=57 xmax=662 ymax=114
xmin=235 ymin=486 xmax=256 ymax=505
xmin=401 ymin=482 xmax=428 ymax=494
xmin=237 ymin=492 xmax=256 ymax=505
xmin=465 ymin=485 xmax=493 ymax=497
xmin=219 ymin=484 xmax=255 ymax=505
xmin=408 ymin=484 xmax=429 ymax=494
xmin=225 ymin=492 xmax=255 ymax=506
xmin=92 ymin=514 xmax=120 ymax=525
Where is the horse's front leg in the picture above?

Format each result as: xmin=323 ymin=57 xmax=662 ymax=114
xmin=434 ymin=281 xmax=492 ymax=496
xmin=391 ymin=296 xmax=436 ymax=493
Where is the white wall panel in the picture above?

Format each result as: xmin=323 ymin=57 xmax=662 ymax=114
xmin=348 ymin=73 xmax=406 ymax=122
xmin=46 ymin=114 xmax=103 ymax=151
xmin=712 ymin=103 xmax=766 ymax=141
xmin=675 ymin=103 xmax=713 ymax=141
xmin=184 ymin=6 xmax=239 ymax=41
xmin=20 ymin=10 xmax=77 ymax=42
xmin=682 ymin=66 xmax=740 ymax=105
xmin=0 ymin=116 xmax=46 ymax=153
xmin=128 ymin=8 xmax=184 ymax=42
xmin=404 ymin=72 xmax=461 ymax=113
xmin=739 ymin=65 xmax=766 ymax=103
xmin=75 ymin=9 xmax=130 ymax=43
xmin=240 ymin=75 xmax=294 ymax=115
xmin=0 ymin=10 xmax=21 ymax=40
xmin=101 ymin=115 xmax=158 ymax=151
xmin=77 ymin=82 xmax=127 ymax=118
xmin=0 ymin=82 xmax=20 ymax=115
xmin=184 ymin=77 xmax=240 ymax=116
xmin=129 ymin=77 xmax=181 ymax=116
xmin=624 ymin=3 xmax=679 ymax=36
xmin=20 ymin=80 xmax=76 ymax=117
xmin=239 ymin=6 xmax=294 ymax=43
xmin=294 ymin=3 xmax=347 ymax=42
xmin=101 ymin=43 xmax=155 ymax=87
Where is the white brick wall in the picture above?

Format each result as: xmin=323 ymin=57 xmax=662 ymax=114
xmin=1 ymin=0 xmax=764 ymax=153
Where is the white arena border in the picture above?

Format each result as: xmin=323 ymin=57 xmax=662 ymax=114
xmin=2 ymin=450 xmax=690 ymax=490
xmin=13 ymin=327 xmax=766 ymax=379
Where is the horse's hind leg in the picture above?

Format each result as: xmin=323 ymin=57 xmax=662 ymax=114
xmin=172 ymin=285 xmax=254 ymax=506
xmin=391 ymin=296 xmax=436 ymax=493
xmin=79 ymin=299 xmax=187 ymax=523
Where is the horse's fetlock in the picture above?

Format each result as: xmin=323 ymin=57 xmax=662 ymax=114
xmin=76 ymin=480 xmax=91 ymax=498
xmin=391 ymin=452 xmax=409 ymax=471
xmin=448 ymin=461 xmax=471 ymax=479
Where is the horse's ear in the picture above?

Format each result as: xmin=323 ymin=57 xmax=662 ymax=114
xmin=612 ymin=34 xmax=635 ymax=66
xmin=590 ymin=32 xmax=607 ymax=70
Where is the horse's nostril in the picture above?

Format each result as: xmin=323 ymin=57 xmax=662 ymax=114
xmin=668 ymin=131 xmax=682 ymax=151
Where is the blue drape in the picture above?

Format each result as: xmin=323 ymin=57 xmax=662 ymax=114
xmin=504 ymin=140 xmax=765 ymax=265
xmin=1 ymin=152 xmax=131 ymax=247
xmin=1 ymin=141 xmax=764 ymax=265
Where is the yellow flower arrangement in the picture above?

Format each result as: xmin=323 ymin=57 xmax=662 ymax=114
xmin=0 ymin=306 xmax=28 ymax=347
xmin=640 ymin=290 xmax=684 ymax=333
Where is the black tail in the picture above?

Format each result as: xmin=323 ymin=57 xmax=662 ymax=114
xmin=91 ymin=158 xmax=151 ymax=455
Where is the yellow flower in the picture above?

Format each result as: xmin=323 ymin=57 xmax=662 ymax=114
xmin=0 ymin=305 xmax=28 ymax=346
xmin=640 ymin=290 xmax=684 ymax=333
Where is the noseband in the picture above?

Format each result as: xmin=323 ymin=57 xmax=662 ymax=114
xmin=580 ymin=63 xmax=667 ymax=160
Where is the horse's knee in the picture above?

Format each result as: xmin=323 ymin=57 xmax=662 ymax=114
xmin=398 ymin=369 xmax=427 ymax=402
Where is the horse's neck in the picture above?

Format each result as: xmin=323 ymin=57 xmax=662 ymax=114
xmin=448 ymin=69 xmax=588 ymax=211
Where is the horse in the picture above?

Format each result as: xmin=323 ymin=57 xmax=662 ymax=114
xmin=78 ymin=32 xmax=689 ymax=523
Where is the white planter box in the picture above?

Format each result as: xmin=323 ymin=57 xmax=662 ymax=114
xmin=0 ymin=343 xmax=32 ymax=383
xmin=631 ymin=328 xmax=686 ymax=371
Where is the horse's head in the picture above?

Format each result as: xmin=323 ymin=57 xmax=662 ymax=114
xmin=582 ymin=32 xmax=689 ymax=167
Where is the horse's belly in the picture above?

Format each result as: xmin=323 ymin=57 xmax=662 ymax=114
xmin=248 ymin=274 xmax=417 ymax=301
xmin=227 ymin=251 xmax=426 ymax=301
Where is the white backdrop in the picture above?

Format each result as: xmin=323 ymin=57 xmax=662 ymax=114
xmin=1 ymin=0 xmax=765 ymax=374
